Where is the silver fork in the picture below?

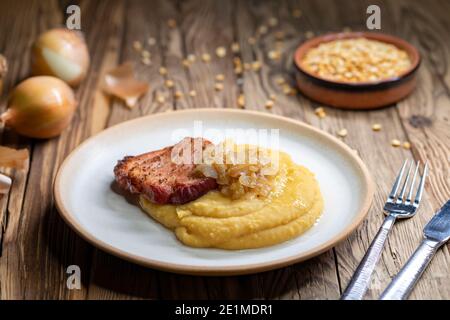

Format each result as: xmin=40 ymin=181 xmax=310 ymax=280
xmin=341 ymin=160 xmax=428 ymax=300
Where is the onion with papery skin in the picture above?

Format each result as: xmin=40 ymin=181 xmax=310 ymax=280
xmin=31 ymin=28 xmax=90 ymax=87
xmin=1 ymin=76 xmax=77 ymax=139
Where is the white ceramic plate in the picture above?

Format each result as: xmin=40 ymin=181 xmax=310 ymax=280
xmin=55 ymin=109 xmax=374 ymax=275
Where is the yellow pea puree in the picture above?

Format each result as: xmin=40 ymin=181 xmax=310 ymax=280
xmin=139 ymin=151 xmax=323 ymax=249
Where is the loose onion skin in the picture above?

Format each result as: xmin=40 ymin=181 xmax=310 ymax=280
xmin=31 ymin=28 xmax=90 ymax=87
xmin=1 ymin=76 xmax=77 ymax=139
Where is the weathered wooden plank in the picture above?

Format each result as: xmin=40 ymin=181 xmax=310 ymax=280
xmin=279 ymin=0 xmax=441 ymax=299
xmin=0 ymin=0 xmax=58 ymax=300
xmin=172 ymin=0 xmax=238 ymax=109
xmin=0 ymin=0 xmax=124 ymax=299
xmin=0 ymin=0 xmax=34 ymax=271
xmin=157 ymin=0 xmax=242 ymax=299
xmin=86 ymin=0 xmax=448 ymax=300
xmin=1 ymin=0 xmax=448 ymax=300
xmin=233 ymin=0 xmax=341 ymax=299
xmin=300 ymin=0 xmax=450 ymax=299
xmin=393 ymin=0 xmax=450 ymax=211
xmin=387 ymin=0 xmax=450 ymax=299
xmin=86 ymin=0 xmax=172 ymax=300
xmin=87 ymin=0 xmax=242 ymax=300
xmin=104 ymin=1 xmax=172 ymax=130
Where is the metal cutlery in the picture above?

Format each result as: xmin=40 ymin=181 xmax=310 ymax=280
xmin=380 ymin=199 xmax=450 ymax=300
xmin=341 ymin=160 xmax=428 ymax=300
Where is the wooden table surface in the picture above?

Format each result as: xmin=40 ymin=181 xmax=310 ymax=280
xmin=0 ymin=0 xmax=449 ymax=300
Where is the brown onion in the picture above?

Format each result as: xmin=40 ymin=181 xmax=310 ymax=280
xmin=31 ymin=28 xmax=90 ymax=87
xmin=1 ymin=76 xmax=77 ymax=139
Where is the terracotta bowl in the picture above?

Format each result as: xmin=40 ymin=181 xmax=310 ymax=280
xmin=293 ymin=32 xmax=421 ymax=110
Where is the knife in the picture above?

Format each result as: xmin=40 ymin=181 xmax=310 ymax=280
xmin=380 ymin=200 xmax=450 ymax=300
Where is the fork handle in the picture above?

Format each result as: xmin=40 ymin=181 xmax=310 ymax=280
xmin=341 ymin=214 xmax=396 ymax=300
xmin=379 ymin=238 xmax=441 ymax=300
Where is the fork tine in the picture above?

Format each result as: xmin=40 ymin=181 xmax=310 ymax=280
xmin=387 ymin=160 xmax=408 ymax=202
xmin=396 ymin=161 xmax=414 ymax=203
xmin=413 ymin=161 xmax=428 ymax=206
xmin=405 ymin=161 xmax=420 ymax=204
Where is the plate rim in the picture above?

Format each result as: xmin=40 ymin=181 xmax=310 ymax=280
xmin=54 ymin=108 xmax=374 ymax=276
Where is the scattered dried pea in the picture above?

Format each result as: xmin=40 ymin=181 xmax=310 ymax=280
xmin=201 ymin=53 xmax=211 ymax=62
xmin=372 ymin=123 xmax=382 ymax=131
xmin=265 ymin=100 xmax=274 ymax=109
xmin=216 ymin=46 xmax=227 ymax=58
xmin=133 ymin=40 xmax=143 ymax=51
xmin=252 ymin=61 xmax=261 ymax=71
xmin=314 ymin=107 xmax=324 ymax=114
xmin=391 ymin=139 xmax=401 ymax=147
xmin=165 ymin=79 xmax=174 ymax=88
xmin=234 ymin=66 xmax=243 ymax=74
xmin=268 ymin=50 xmax=281 ymax=60
xmin=141 ymin=50 xmax=151 ymax=59
xmin=314 ymin=107 xmax=327 ymax=118
xmin=337 ymin=129 xmax=348 ymax=138
xmin=141 ymin=57 xmax=151 ymax=65
xmin=156 ymin=95 xmax=165 ymax=104
xmin=237 ymin=94 xmax=245 ymax=108
xmin=317 ymin=112 xmax=326 ymax=119
xmin=174 ymin=91 xmax=183 ymax=99
xmin=182 ymin=59 xmax=190 ymax=68
xmin=187 ymin=54 xmax=196 ymax=62
xmin=275 ymin=77 xmax=286 ymax=85
xmin=258 ymin=25 xmax=268 ymax=35
xmin=282 ymin=84 xmax=292 ymax=95
xmin=268 ymin=17 xmax=278 ymax=27
xmin=231 ymin=42 xmax=240 ymax=53
xmin=159 ymin=67 xmax=168 ymax=75
xmin=233 ymin=57 xmax=242 ymax=65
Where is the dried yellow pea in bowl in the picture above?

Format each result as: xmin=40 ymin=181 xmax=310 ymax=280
xmin=294 ymin=32 xmax=420 ymax=110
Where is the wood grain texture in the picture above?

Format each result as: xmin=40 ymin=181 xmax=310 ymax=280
xmin=234 ymin=0 xmax=340 ymax=300
xmin=389 ymin=0 xmax=450 ymax=299
xmin=0 ymin=0 xmax=448 ymax=299
xmin=0 ymin=0 xmax=125 ymax=299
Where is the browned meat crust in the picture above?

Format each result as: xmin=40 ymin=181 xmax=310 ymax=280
xmin=114 ymin=137 xmax=217 ymax=204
